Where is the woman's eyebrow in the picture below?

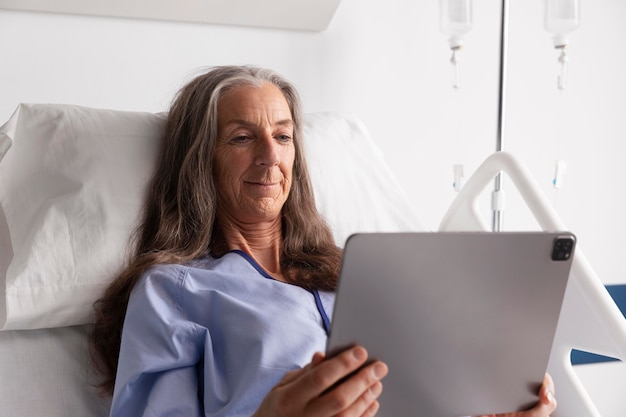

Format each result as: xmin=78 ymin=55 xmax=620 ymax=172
xmin=225 ymin=119 xmax=293 ymax=128
xmin=275 ymin=119 xmax=294 ymax=127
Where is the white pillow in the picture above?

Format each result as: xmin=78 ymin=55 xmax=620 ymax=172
xmin=302 ymin=112 xmax=425 ymax=245
xmin=0 ymin=103 xmax=424 ymax=330
xmin=0 ymin=104 xmax=164 ymax=330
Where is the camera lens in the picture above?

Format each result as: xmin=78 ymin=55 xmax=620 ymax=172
xmin=551 ymin=236 xmax=575 ymax=261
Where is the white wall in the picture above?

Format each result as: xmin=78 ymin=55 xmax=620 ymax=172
xmin=0 ymin=1 xmax=624 ymax=284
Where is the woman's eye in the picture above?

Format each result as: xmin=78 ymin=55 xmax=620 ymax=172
xmin=276 ymin=134 xmax=292 ymax=142
xmin=232 ymin=135 xmax=251 ymax=143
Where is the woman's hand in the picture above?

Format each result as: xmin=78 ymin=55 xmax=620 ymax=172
xmin=478 ymin=373 xmax=557 ymax=417
xmin=253 ymin=346 xmax=388 ymax=417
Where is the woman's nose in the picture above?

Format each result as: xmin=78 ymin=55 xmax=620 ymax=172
xmin=255 ymin=135 xmax=280 ymax=166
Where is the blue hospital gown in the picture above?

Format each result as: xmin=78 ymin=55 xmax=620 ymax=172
xmin=110 ymin=250 xmax=334 ymax=417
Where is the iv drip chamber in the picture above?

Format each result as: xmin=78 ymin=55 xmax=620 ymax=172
xmin=544 ymin=0 xmax=580 ymax=89
xmin=439 ymin=0 xmax=473 ymax=88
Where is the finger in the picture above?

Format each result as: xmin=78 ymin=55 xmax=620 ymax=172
xmin=536 ymin=374 xmax=557 ymax=415
xmin=346 ymin=380 xmax=383 ymax=417
xmin=275 ymin=352 xmax=326 ymax=388
xmin=539 ymin=373 xmax=555 ymax=406
xmin=363 ymin=397 xmax=381 ymax=417
xmin=291 ymin=346 xmax=371 ymax=400
xmin=310 ymin=351 xmax=326 ymax=367
xmin=307 ymin=360 xmax=388 ymax=416
xmin=517 ymin=398 xmax=557 ymax=417
xmin=262 ymin=349 xmax=367 ymax=416
xmin=509 ymin=374 xmax=556 ymax=417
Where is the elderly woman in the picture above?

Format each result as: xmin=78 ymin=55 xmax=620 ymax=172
xmin=90 ymin=66 xmax=557 ymax=417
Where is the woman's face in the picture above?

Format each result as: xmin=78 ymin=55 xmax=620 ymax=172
xmin=214 ymin=82 xmax=295 ymax=225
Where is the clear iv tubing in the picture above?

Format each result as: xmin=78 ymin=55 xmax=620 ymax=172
xmin=450 ymin=47 xmax=461 ymax=89
xmin=545 ymin=0 xmax=580 ymax=90
xmin=556 ymin=46 xmax=569 ymax=90
xmin=440 ymin=0 xmax=472 ymax=89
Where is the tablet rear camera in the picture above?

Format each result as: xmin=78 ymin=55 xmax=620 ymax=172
xmin=551 ymin=237 xmax=575 ymax=261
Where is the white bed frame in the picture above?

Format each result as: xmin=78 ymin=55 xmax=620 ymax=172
xmin=439 ymin=151 xmax=626 ymax=417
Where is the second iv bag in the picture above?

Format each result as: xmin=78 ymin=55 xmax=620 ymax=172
xmin=544 ymin=0 xmax=580 ymax=89
xmin=439 ymin=0 xmax=473 ymax=89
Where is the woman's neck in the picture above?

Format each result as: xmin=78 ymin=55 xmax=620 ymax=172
xmin=217 ymin=217 xmax=286 ymax=281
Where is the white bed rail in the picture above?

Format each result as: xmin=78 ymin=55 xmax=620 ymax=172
xmin=438 ymin=151 xmax=626 ymax=417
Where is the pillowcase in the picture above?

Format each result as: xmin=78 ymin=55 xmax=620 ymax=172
xmin=0 ymin=103 xmax=424 ymax=330
xmin=0 ymin=104 xmax=165 ymax=330
xmin=301 ymin=112 xmax=425 ymax=244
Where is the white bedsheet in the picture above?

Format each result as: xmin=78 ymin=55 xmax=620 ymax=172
xmin=0 ymin=325 xmax=110 ymax=416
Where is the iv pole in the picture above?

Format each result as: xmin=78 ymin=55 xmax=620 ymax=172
xmin=492 ymin=0 xmax=510 ymax=232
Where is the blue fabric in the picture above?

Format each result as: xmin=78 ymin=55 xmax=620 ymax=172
xmin=571 ymin=284 xmax=626 ymax=365
xmin=110 ymin=251 xmax=335 ymax=417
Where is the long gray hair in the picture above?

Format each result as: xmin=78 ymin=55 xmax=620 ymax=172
xmin=90 ymin=66 xmax=341 ymax=395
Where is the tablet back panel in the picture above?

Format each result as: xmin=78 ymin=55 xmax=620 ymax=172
xmin=326 ymin=232 xmax=575 ymax=417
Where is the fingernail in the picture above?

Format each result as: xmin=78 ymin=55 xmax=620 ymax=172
xmin=352 ymin=347 xmax=366 ymax=361
xmin=373 ymin=363 xmax=387 ymax=379
xmin=369 ymin=382 xmax=383 ymax=398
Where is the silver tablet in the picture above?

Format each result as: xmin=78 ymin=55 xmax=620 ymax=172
xmin=326 ymin=231 xmax=575 ymax=417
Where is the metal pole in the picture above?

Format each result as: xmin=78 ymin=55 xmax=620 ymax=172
xmin=492 ymin=0 xmax=510 ymax=232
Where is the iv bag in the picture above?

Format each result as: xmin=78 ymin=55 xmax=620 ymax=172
xmin=544 ymin=0 xmax=580 ymax=47
xmin=439 ymin=0 xmax=473 ymax=48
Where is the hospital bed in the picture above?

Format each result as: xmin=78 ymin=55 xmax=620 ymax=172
xmin=0 ymin=104 xmax=624 ymax=416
